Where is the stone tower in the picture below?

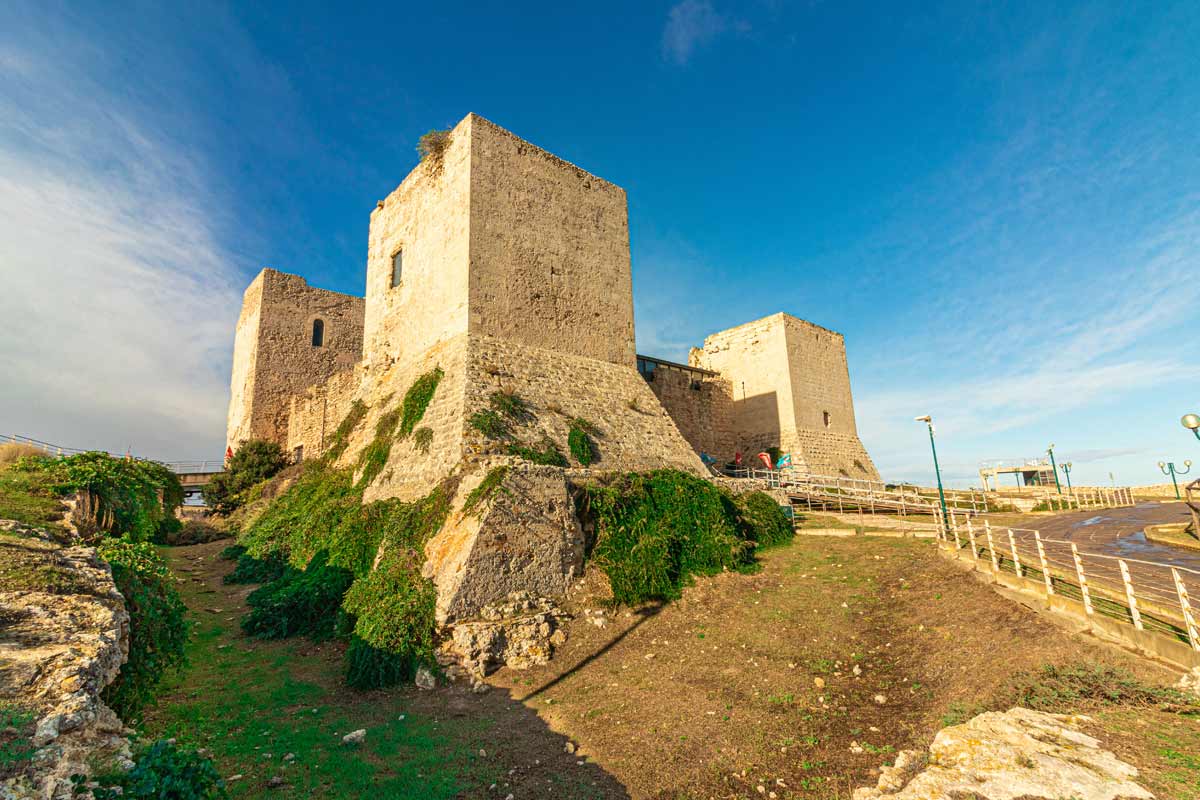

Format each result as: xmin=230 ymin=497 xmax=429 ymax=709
xmin=226 ymin=269 xmax=363 ymax=453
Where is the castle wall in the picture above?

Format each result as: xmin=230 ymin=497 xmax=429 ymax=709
xmin=226 ymin=268 xmax=364 ymax=451
xmin=642 ymin=365 xmax=737 ymax=462
xmin=467 ymin=116 xmax=635 ymax=367
xmin=285 ymin=367 xmax=362 ymax=462
xmin=363 ymin=117 xmax=473 ymax=371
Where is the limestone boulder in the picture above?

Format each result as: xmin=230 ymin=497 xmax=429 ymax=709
xmin=853 ymin=707 xmax=1152 ymax=800
xmin=424 ymin=465 xmax=584 ymax=624
xmin=442 ymin=591 xmax=568 ymax=678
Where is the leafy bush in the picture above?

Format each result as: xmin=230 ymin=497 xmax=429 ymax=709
xmin=357 ymin=407 xmax=401 ymax=487
xmin=417 ymin=128 xmax=451 ymax=162
xmin=468 ymin=409 xmax=508 ymax=439
xmin=399 ymin=368 xmax=443 ymax=438
xmin=85 ymin=739 xmax=226 ymax=800
xmin=239 ymin=464 xmax=361 ymax=569
xmin=568 ymin=419 xmax=598 ymax=466
xmin=218 ymin=544 xmax=246 ymax=561
xmin=508 ymin=437 xmax=567 ymax=467
xmin=490 ymin=390 xmax=531 ymax=421
xmin=203 ymin=440 xmax=286 ymax=514
xmin=344 ymin=634 xmax=422 ymax=690
xmin=580 ymin=470 xmax=757 ymax=604
xmin=734 ymin=491 xmax=794 ymax=549
xmin=96 ymin=540 xmax=189 ymax=720
xmin=222 ymin=551 xmax=286 ymax=585
xmin=241 ymin=550 xmax=354 ymax=640
xmin=462 ymin=466 xmax=509 ymax=516
xmin=341 ymin=561 xmax=437 ymax=673
xmin=412 ymin=426 xmax=433 ymax=454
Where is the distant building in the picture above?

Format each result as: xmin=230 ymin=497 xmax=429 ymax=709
xmin=979 ymin=459 xmax=1058 ymax=491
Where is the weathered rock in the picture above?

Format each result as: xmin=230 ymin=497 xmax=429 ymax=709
xmin=415 ymin=667 xmax=436 ymax=690
xmin=853 ymin=707 xmax=1153 ymax=800
xmin=1177 ymin=666 xmax=1200 ymax=700
xmin=0 ymin=520 xmax=131 ymax=800
xmin=423 ymin=466 xmax=584 ymax=624
xmin=440 ymin=591 xmax=569 ymax=677
xmin=341 ymin=729 xmax=366 ymax=746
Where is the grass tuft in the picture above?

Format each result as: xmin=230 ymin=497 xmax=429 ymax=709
xmin=462 ymin=466 xmax=509 ymax=517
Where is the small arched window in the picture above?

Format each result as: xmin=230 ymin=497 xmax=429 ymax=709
xmin=311 ymin=319 xmax=325 ymax=347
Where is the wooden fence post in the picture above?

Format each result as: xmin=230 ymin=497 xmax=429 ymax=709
xmin=984 ymin=522 xmax=1000 ymax=574
xmin=1007 ymin=529 xmax=1022 ymax=577
xmin=1117 ymin=560 xmax=1142 ymax=631
xmin=1071 ymin=543 xmax=1094 ymax=617
xmin=951 ymin=513 xmax=962 ymax=550
xmin=1034 ymin=531 xmax=1053 ymax=596
xmin=1172 ymin=568 xmax=1200 ymax=651
xmin=966 ymin=518 xmax=979 ymax=563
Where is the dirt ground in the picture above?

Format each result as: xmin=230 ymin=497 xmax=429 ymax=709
xmin=149 ymin=533 xmax=1196 ymax=799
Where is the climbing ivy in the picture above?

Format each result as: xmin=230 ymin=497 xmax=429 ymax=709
xmin=399 ymin=367 xmax=443 ymax=438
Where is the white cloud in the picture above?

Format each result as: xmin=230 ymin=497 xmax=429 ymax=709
xmin=0 ymin=34 xmax=242 ymax=459
xmin=662 ymin=0 xmax=729 ymax=65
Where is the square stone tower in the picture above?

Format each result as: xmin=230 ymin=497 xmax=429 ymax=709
xmin=363 ymin=113 xmax=635 ymax=372
xmin=226 ymin=269 xmax=363 ymax=451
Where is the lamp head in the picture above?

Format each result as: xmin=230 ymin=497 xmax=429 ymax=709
xmin=1183 ymin=413 xmax=1200 ymax=431
xmin=1047 ymin=443 xmax=1055 ymax=450
xmin=1159 ymin=461 xmax=1166 ymax=469
xmin=914 ymin=415 xmax=932 ymax=423
xmin=1187 ymin=460 xmax=1194 ymax=468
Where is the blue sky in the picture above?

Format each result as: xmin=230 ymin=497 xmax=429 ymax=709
xmin=2 ymin=1 xmax=1197 ymax=487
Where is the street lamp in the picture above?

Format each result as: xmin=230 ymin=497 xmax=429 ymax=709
xmin=1158 ymin=460 xmax=1192 ymax=500
xmin=1060 ymin=461 xmax=1074 ymax=494
xmin=1046 ymin=443 xmax=1063 ymax=494
xmin=915 ymin=415 xmax=949 ymax=532
xmin=1183 ymin=414 xmax=1200 ymax=442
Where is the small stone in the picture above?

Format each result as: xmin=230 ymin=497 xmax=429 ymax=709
xmin=850 ymin=741 xmax=864 ymax=754
xmin=228 ymin=774 xmax=244 ymax=782
xmin=479 ymin=748 xmax=487 ymax=757
xmin=342 ymin=729 xmax=367 ymax=746
xmin=853 ymin=665 xmax=862 ymax=676
xmin=267 ymin=776 xmax=285 ymax=788
xmin=416 ymin=667 xmax=436 ymax=690
xmin=283 ymin=753 xmax=295 ymax=761
xmin=874 ymin=694 xmax=887 ymax=705
xmin=814 ymin=677 xmax=826 ymax=689
xmin=564 ymin=742 xmax=576 ymax=754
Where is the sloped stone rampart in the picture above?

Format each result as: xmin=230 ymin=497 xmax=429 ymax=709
xmin=0 ymin=520 xmax=131 ymax=800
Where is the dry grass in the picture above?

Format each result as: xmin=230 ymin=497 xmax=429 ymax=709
xmin=0 ymin=444 xmax=44 ymax=467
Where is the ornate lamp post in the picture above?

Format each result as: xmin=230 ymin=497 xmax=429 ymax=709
xmin=1047 ymin=443 xmax=1063 ymax=494
xmin=1060 ymin=461 xmax=1074 ymax=494
xmin=1183 ymin=413 xmax=1200 ymax=442
xmin=915 ymin=415 xmax=949 ymax=532
xmin=1158 ymin=460 xmax=1192 ymax=500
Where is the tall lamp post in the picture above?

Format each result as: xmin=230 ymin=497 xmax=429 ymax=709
xmin=1046 ymin=443 xmax=1063 ymax=494
xmin=1060 ymin=461 xmax=1074 ymax=494
xmin=1158 ymin=460 xmax=1192 ymax=500
xmin=1183 ymin=413 xmax=1200 ymax=442
xmin=915 ymin=415 xmax=949 ymax=532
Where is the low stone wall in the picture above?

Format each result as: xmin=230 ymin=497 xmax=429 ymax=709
xmin=0 ymin=520 xmax=131 ymax=799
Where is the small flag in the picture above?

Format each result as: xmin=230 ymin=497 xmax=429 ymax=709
xmin=776 ymin=453 xmax=792 ymax=470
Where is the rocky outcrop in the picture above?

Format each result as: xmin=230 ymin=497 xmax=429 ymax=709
xmin=853 ymin=707 xmax=1152 ymax=800
xmin=0 ymin=520 xmax=131 ymax=800
xmin=440 ymin=591 xmax=568 ymax=680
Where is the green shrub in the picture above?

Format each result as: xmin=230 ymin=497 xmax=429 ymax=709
xmin=341 ymin=561 xmax=437 ymax=672
xmin=508 ymin=437 xmax=567 ymax=467
xmin=734 ymin=491 xmax=794 ymax=549
xmin=468 ymin=409 xmax=508 ymax=439
xmin=222 ymin=551 xmax=286 ymax=585
xmin=203 ymin=440 xmax=286 ymax=514
xmin=239 ymin=464 xmax=361 ymax=570
xmin=462 ymin=466 xmax=509 ymax=516
xmin=241 ymin=551 xmax=354 ymax=640
xmin=0 ymin=702 xmax=36 ymax=781
xmin=417 ymin=128 xmax=451 ymax=162
xmin=344 ymin=634 xmax=422 ymax=689
xmin=84 ymin=739 xmax=226 ymax=800
xmin=324 ymin=400 xmax=367 ymax=463
xmin=489 ymin=390 xmax=531 ymax=421
xmin=412 ymin=426 xmax=433 ymax=454
xmin=568 ymin=419 xmax=598 ymax=466
xmin=399 ymin=367 xmax=443 ymax=438
xmin=96 ymin=540 xmax=189 ymax=720
xmin=217 ymin=543 xmax=246 ymax=561
xmin=357 ymin=407 xmax=402 ymax=487
xmin=580 ymin=470 xmax=756 ymax=604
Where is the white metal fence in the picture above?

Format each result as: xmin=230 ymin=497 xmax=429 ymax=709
xmin=942 ymin=514 xmax=1199 ymax=653
xmin=1 ymin=433 xmax=222 ymax=474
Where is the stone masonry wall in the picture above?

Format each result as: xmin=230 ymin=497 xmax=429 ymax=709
xmin=227 ymin=268 xmax=364 ymax=451
xmin=467 ymin=115 xmax=636 ymax=367
xmin=285 ymin=367 xmax=362 ymax=463
xmin=643 ymin=365 xmax=737 ymax=463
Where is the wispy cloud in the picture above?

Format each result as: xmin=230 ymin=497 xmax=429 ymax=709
xmin=0 ymin=21 xmax=242 ymax=459
xmin=662 ymin=0 xmax=733 ymax=65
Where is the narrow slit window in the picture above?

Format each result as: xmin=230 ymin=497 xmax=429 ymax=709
xmin=823 ymin=410 xmax=832 ymax=428
xmin=391 ymin=248 xmax=403 ymax=287
xmin=311 ymin=319 xmax=324 ymax=347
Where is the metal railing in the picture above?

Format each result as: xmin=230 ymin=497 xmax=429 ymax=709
xmin=2 ymin=434 xmax=222 ymax=474
xmin=998 ymin=486 xmax=1137 ymax=510
xmin=725 ymin=467 xmax=990 ymax=516
xmin=941 ymin=514 xmax=1199 ymax=653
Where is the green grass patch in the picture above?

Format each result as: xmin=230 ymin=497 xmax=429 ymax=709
xmin=0 ymin=702 xmax=36 ymax=782
xmin=468 ymin=409 xmax=508 ymax=439
xmin=0 ymin=461 xmax=65 ymax=529
xmin=84 ymin=738 xmax=227 ymax=799
xmin=568 ymin=419 xmax=598 ymax=466
xmin=998 ymin=664 xmax=1195 ymax=711
xmin=399 ymin=368 xmax=443 ymax=438
xmin=489 ymin=389 xmax=531 ymax=421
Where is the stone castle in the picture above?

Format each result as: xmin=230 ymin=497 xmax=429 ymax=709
xmin=226 ymin=113 xmax=877 ymax=495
